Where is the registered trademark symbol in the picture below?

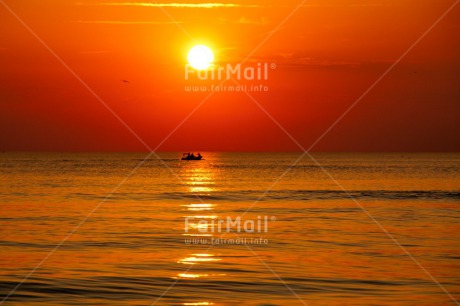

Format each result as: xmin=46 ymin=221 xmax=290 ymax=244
xmin=270 ymin=216 xmax=276 ymax=221
xmin=270 ymin=63 xmax=276 ymax=69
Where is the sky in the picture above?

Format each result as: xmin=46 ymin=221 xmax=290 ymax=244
xmin=0 ymin=0 xmax=459 ymax=152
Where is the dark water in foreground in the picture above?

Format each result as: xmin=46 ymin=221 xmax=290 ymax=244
xmin=0 ymin=152 xmax=459 ymax=305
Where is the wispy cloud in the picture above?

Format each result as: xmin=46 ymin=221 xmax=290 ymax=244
xmin=247 ymin=53 xmax=362 ymax=68
xmin=75 ymin=20 xmax=184 ymax=24
xmin=301 ymin=1 xmax=394 ymax=8
xmin=218 ymin=16 xmax=269 ymax=26
xmin=76 ymin=2 xmax=262 ymax=8
xmin=236 ymin=17 xmax=268 ymax=25
xmin=79 ymin=50 xmax=110 ymax=54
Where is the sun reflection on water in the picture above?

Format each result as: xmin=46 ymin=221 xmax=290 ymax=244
xmin=181 ymin=203 xmax=215 ymax=211
xmin=177 ymin=254 xmax=222 ymax=265
xmin=183 ymin=165 xmax=217 ymax=194
xmin=175 ymin=159 xmax=224 ymax=293
xmin=184 ymin=215 xmax=218 ymax=219
xmin=177 ymin=273 xmax=208 ymax=278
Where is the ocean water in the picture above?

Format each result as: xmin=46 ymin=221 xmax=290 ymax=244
xmin=0 ymin=152 xmax=459 ymax=305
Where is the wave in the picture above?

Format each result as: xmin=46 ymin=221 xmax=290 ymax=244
xmin=58 ymin=190 xmax=460 ymax=202
xmin=0 ymin=275 xmax=436 ymax=303
xmin=2 ymin=190 xmax=459 ymax=203
xmin=156 ymin=190 xmax=460 ymax=202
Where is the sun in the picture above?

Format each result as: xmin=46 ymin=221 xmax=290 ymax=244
xmin=187 ymin=45 xmax=214 ymax=70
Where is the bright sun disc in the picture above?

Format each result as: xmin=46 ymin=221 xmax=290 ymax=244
xmin=188 ymin=45 xmax=214 ymax=70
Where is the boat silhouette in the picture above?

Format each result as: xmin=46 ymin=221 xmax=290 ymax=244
xmin=181 ymin=152 xmax=203 ymax=160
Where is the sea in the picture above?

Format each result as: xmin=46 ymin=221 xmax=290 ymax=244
xmin=0 ymin=152 xmax=459 ymax=305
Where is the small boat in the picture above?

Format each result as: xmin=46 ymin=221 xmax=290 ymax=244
xmin=181 ymin=153 xmax=203 ymax=160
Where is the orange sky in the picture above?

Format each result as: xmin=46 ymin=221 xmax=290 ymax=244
xmin=0 ymin=0 xmax=459 ymax=151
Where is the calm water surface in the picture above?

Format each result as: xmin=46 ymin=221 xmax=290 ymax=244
xmin=0 ymin=153 xmax=459 ymax=305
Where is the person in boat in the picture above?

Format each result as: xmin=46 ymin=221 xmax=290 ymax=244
xmin=197 ymin=153 xmax=202 ymax=159
xmin=190 ymin=153 xmax=196 ymax=158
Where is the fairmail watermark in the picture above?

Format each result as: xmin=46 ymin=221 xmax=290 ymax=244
xmin=184 ymin=215 xmax=276 ymax=234
xmin=185 ymin=62 xmax=276 ymax=81
xmin=184 ymin=237 xmax=269 ymax=245
xmin=184 ymin=84 xmax=269 ymax=92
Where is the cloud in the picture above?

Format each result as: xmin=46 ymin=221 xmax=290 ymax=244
xmin=301 ymin=1 xmax=394 ymax=8
xmin=76 ymin=2 xmax=262 ymax=8
xmin=79 ymin=50 xmax=110 ymax=54
xmin=248 ymin=53 xmax=362 ymax=68
xmin=236 ymin=17 xmax=268 ymax=25
xmin=75 ymin=20 xmax=184 ymax=24
xmin=75 ymin=1 xmax=389 ymax=9
xmin=218 ymin=16 xmax=269 ymax=26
